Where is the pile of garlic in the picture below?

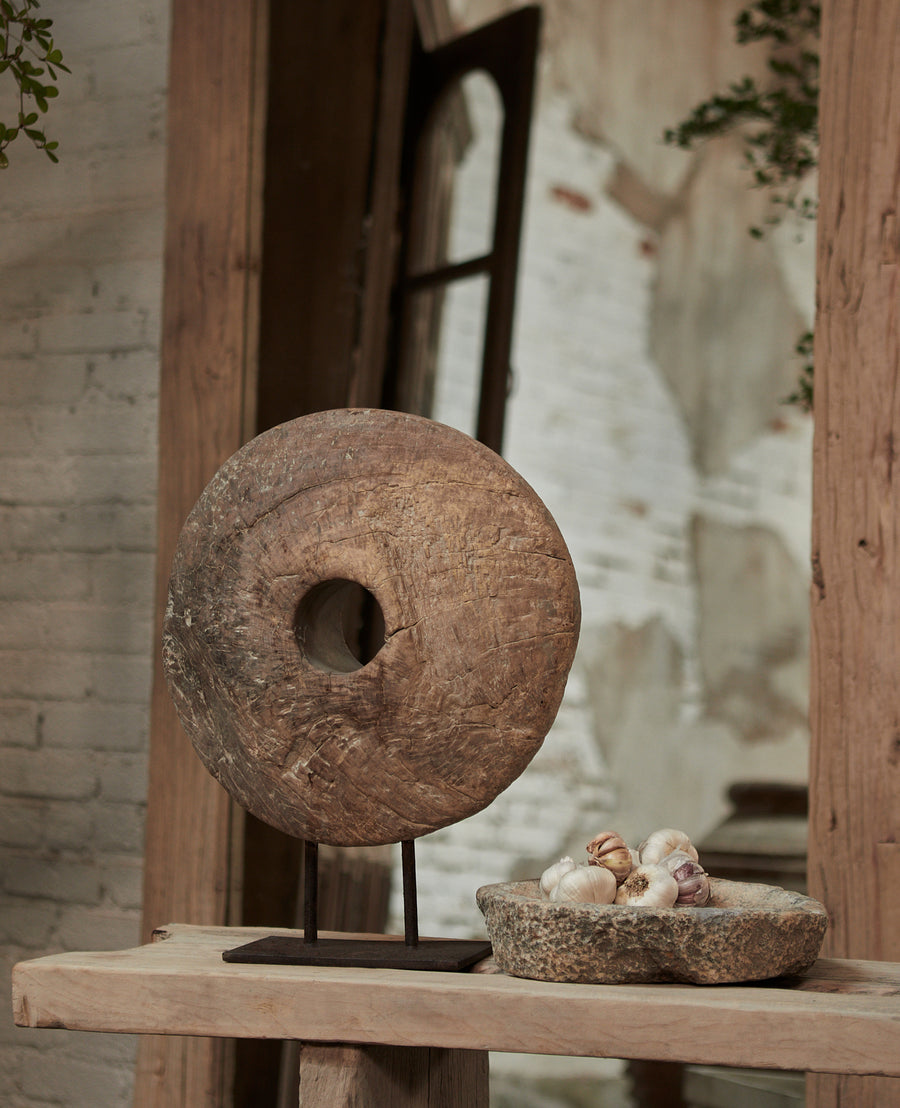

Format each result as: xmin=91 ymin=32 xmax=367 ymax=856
xmin=539 ymin=828 xmax=711 ymax=909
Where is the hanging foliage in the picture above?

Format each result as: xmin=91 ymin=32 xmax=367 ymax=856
xmin=664 ymin=1 xmax=820 ymax=409
xmin=0 ymin=0 xmax=69 ymax=168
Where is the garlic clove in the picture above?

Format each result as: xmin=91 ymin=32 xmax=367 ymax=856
xmin=585 ymin=830 xmax=626 ymax=855
xmin=549 ymin=863 xmax=617 ymax=905
xmin=658 ymin=848 xmax=697 ymax=873
xmin=585 ymin=831 xmax=634 ymax=884
xmin=638 ymin=828 xmax=699 ymax=866
xmin=614 ymin=863 xmax=678 ymax=908
xmin=588 ymin=851 xmax=633 ymax=884
xmin=539 ymin=856 xmax=577 ymax=899
xmin=659 ymin=850 xmax=711 ymax=907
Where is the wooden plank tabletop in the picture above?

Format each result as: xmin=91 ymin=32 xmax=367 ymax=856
xmin=12 ymin=924 xmax=900 ymax=1077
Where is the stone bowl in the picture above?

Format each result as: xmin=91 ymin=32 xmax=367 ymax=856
xmin=476 ymin=877 xmax=828 ymax=985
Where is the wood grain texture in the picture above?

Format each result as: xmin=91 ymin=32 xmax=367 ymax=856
xmin=163 ymin=409 xmax=580 ymax=846
xmin=144 ymin=0 xmax=265 ymax=942
xmin=299 ymin=1044 xmax=488 ymax=1107
xmin=810 ymin=2 xmax=900 ymax=1102
xmin=12 ymin=925 xmax=900 ymax=1077
xmin=136 ymin=0 xmax=268 ymax=1103
xmin=347 ymin=0 xmax=415 ymax=411
xmin=255 ymin=0 xmax=388 ymax=429
xmin=810 ymin=0 xmax=900 ymax=966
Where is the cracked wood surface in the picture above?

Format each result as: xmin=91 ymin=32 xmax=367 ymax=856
xmin=163 ymin=408 xmax=580 ymax=846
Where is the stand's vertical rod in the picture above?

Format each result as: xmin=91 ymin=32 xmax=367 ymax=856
xmin=401 ymin=839 xmax=419 ymax=948
xmin=304 ymin=840 xmax=318 ymax=945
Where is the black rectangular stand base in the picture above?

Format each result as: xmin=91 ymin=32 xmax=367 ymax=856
xmin=222 ymin=936 xmax=493 ymax=972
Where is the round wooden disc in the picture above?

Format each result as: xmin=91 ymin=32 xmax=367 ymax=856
xmin=163 ymin=409 xmax=580 ymax=846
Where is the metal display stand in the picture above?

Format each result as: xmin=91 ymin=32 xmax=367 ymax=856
xmin=223 ymin=840 xmax=492 ymax=972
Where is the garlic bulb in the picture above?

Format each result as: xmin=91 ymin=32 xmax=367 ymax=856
xmin=614 ymin=863 xmax=678 ymax=908
xmin=638 ymin=828 xmax=699 ymax=866
xmin=660 ymin=850 xmax=711 ymax=907
xmin=550 ymin=863 xmax=617 ymax=905
xmin=539 ymin=856 xmax=577 ymax=899
xmin=585 ymin=831 xmax=634 ymax=884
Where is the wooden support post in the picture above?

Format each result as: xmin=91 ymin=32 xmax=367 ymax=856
xmin=809 ymin=0 xmax=900 ymax=1103
xmin=298 ymin=1045 xmax=489 ymax=1107
xmin=134 ymin=0 xmax=267 ymax=1104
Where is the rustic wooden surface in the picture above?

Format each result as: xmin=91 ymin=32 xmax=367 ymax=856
xmin=298 ymin=1044 xmax=488 ymax=1107
xmin=135 ymin=0 xmax=268 ymax=1102
xmin=12 ymin=924 xmax=900 ymax=1078
xmin=254 ymin=0 xmax=399 ymax=428
xmin=810 ymin=0 xmax=900 ymax=1103
xmin=163 ymin=408 xmax=581 ymax=847
xmin=811 ymin=0 xmax=900 ymax=972
xmin=347 ymin=0 xmax=416 ymax=411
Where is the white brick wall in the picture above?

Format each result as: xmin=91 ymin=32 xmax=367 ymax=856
xmin=1 ymin=0 xmax=168 ymax=1103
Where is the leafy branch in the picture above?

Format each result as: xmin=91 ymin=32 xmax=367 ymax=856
xmin=784 ymin=330 xmax=814 ymax=409
xmin=0 ymin=0 xmax=69 ymax=168
xmin=664 ymin=0 xmax=819 ymax=237
xmin=664 ymin=0 xmax=820 ymax=410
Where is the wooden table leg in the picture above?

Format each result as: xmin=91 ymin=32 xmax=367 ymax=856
xmin=627 ymin=1059 xmax=686 ymax=1107
xmin=298 ymin=1044 xmax=489 ymax=1107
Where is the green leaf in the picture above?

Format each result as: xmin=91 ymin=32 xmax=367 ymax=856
xmin=1 ymin=4 xmax=67 ymax=166
xmin=0 ymin=150 xmax=9 ymax=168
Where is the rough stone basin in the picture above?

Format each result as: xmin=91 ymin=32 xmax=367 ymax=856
xmin=476 ymin=877 xmax=828 ymax=984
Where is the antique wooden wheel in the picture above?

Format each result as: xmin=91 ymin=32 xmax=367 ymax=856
xmin=163 ymin=408 xmax=580 ymax=848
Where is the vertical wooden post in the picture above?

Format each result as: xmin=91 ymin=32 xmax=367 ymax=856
xmin=298 ymin=1045 xmax=489 ymax=1107
xmin=809 ymin=0 xmax=900 ymax=1103
xmin=134 ymin=0 xmax=267 ymax=1104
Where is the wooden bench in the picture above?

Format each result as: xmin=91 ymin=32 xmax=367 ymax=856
xmin=12 ymin=924 xmax=900 ymax=1105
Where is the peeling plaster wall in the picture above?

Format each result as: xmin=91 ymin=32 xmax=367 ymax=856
xmin=402 ymin=0 xmax=815 ymax=940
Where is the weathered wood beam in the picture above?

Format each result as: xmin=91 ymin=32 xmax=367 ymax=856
xmin=134 ymin=0 xmax=268 ymax=1103
xmin=13 ymin=925 xmax=900 ymax=1078
xmin=809 ymin=0 xmax=900 ymax=1103
xmin=298 ymin=1044 xmax=489 ymax=1107
xmin=254 ymin=0 xmax=396 ymax=429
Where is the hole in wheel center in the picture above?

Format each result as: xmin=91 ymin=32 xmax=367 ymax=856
xmin=294 ymin=579 xmax=386 ymax=674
